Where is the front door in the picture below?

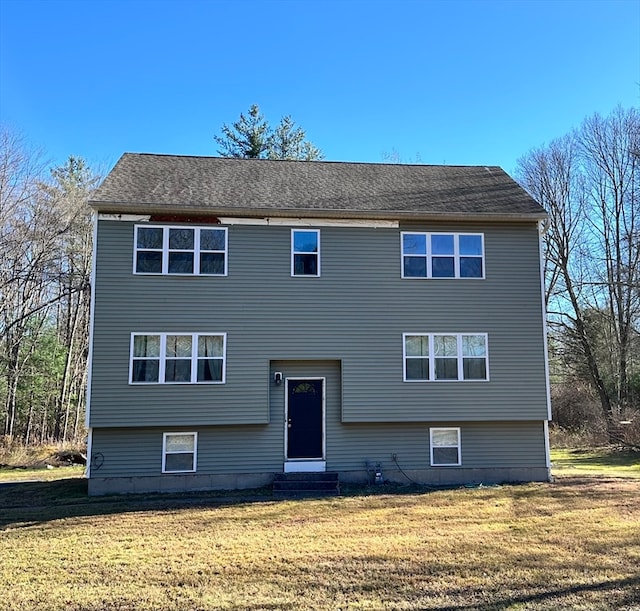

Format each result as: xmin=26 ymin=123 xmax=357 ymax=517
xmin=286 ymin=378 xmax=324 ymax=460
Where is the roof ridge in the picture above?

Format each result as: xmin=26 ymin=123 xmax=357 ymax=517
xmin=120 ymin=152 xmax=502 ymax=170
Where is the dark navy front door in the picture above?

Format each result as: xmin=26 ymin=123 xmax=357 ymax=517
xmin=286 ymin=379 xmax=324 ymax=459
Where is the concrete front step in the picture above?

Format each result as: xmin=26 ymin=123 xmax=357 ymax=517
xmin=273 ymin=471 xmax=340 ymax=496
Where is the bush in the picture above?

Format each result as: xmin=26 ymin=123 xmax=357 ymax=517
xmin=0 ymin=437 xmax=86 ymax=468
xmin=551 ymin=382 xmax=605 ymax=431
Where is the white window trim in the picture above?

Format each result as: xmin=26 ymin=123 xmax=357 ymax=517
xmin=403 ymin=333 xmax=489 ymax=382
xmin=162 ymin=432 xmax=197 ymax=473
xmin=291 ymin=228 xmax=321 ymax=277
xmin=129 ymin=332 xmax=227 ymax=384
xmin=400 ymin=231 xmax=485 ymax=279
xmin=430 ymin=427 xmax=461 ymax=466
xmin=133 ymin=225 xmax=228 ymax=276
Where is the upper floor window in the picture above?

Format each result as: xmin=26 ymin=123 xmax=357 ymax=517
xmin=130 ymin=333 xmax=226 ymax=384
xmin=403 ymin=333 xmax=488 ymax=381
xmin=401 ymin=232 xmax=484 ymax=278
xmin=134 ymin=225 xmax=228 ymax=276
xmin=291 ymin=229 xmax=320 ymax=276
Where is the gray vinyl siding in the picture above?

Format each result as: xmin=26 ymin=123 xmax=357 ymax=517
xmin=89 ymin=420 xmax=547 ymax=478
xmin=89 ymin=219 xmax=548 ymax=427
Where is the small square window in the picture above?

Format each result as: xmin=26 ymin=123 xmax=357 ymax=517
xmin=162 ymin=432 xmax=197 ymax=473
xmin=430 ymin=428 xmax=461 ymax=466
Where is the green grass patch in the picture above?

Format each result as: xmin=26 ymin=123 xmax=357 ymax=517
xmin=551 ymin=447 xmax=640 ymax=478
xmin=1 ymin=476 xmax=639 ymax=610
xmin=0 ymin=464 xmax=85 ymax=482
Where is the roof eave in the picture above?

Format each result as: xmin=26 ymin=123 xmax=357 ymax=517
xmin=88 ymin=200 xmax=547 ymax=222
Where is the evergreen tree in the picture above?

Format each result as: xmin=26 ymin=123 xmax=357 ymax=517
xmin=268 ymin=115 xmax=323 ymax=161
xmin=214 ymin=104 xmax=270 ymax=158
xmin=214 ymin=105 xmax=323 ymax=160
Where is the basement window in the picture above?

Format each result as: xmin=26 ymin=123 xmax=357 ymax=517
xmin=430 ymin=428 xmax=461 ymax=466
xmin=162 ymin=432 xmax=197 ymax=473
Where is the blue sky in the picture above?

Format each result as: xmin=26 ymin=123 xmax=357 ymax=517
xmin=1 ymin=0 xmax=638 ymax=176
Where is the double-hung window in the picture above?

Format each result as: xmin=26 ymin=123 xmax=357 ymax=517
xmin=162 ymin=432 xmax=197 ymax=473
xmin=430 ymin=428 xmax=461 ymax=466
xmin=401 ymin=232 xmax=484 ymax=278
xmin=403 ymin=333 xmax=488 ymax=381
xmin=130 ymin=333 xmax=226 ymax=384
xmin=134 ymin=225 xmax=228 ymax=275
xmin=291 ymin=229 xmax=320 ymax=276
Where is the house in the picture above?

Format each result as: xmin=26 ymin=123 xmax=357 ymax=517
xmin=85 ymin=154 xmax=551 ymax=495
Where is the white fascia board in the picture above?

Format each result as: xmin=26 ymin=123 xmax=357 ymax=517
xmin=98 ymin=213 xmax=151 ymax=221
xmin=85 ymin=211 xmax=98 ymax=429
xmin=85 ymin=428 xmax=93 ymax=479
xmin=538 ymin=220 xmax=552 ymax=421
xmin=544 ymin=420 xmax=551 ymax=470
xmin=218 ymin=216 xmax=399 ymax=228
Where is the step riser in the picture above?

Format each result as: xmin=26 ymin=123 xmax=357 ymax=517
xmin=273 ymin=471 xmax=340 ymax=496
xmin=274 ymin=482 xmax=339 ymax=492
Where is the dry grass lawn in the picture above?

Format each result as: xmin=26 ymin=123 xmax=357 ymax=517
xmin=1 ymin=475 xmax=639 ymax=610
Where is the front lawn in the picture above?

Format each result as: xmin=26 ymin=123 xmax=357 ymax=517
xmin=1 ymin=475 xmax=638 ymax=610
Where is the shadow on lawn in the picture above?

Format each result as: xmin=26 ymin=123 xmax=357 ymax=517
xmin=2 ymin=475 xmax=638 ymax=530
xmin=0 ymin=478 xmax=282 ymax=529
xmin=427 ymin=574 xmax=640 ymax=610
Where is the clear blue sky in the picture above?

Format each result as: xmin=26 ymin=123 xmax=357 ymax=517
xmin=1 ymin=0 xmax=638 ymax=176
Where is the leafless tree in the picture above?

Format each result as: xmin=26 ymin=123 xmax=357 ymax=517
xmin=517 ymin=106 xmax=640 ymax=439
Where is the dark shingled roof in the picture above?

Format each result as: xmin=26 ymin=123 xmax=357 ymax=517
xmin=89 ymin=153 xmax=546 ymax=221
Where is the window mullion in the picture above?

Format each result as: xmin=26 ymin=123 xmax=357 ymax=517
xmin=428 ymin=334 xmax=435 ymax=380
xmin=457 ymin=334 xmax=463 ymax=380
xmin=191 ymin=333 xmax=198 ymax=383
xmin=162 ymin=228 xmax=169 ymax=274
xmin=454 ymin=234 xmax=460 ymax=278
xmin=159 ymin=334 xmax=167 ymax=383
xmin=194 ymin=229 xmax=201 ymax=275
xmin=426 ymin=233 xmax=432 ymax=278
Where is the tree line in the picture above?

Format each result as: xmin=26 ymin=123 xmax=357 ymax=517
xmin=1 ymin=130 xmax=98 ymax=443
xmin=1 ymin=104 xmax=638 ymax=446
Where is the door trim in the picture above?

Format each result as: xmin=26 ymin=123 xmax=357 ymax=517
xmin=284 ymin=377 xmax=326 ymax=470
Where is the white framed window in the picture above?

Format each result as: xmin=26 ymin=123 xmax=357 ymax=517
xmin=401 ymin=232 xmax=484 ymax=278
xmin=130 ymin=333 xmax=226 ymax=384
xmin=162 ymin=432 xmax=197 ymax=473
xmin=291 ymin=229 xmax=320 ymax=276
xmin=430 ymin=427 xmax=461 ymax=466
xmin=134 ymin=225 xmax=228 ymax=275
xmin=403 ymin=333 xmax=488 ymax=381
